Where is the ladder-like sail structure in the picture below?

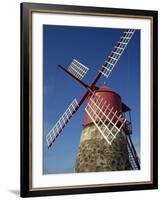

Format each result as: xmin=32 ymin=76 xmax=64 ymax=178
xmin=68 ymin=59 xmax=89 ymax=80
xmin=126 ymin=135 xmax=140 ymax=170
xmin=100 ymin=29 xmax=135 ymax=78
xmin=85 ymin=92 xmax=126 ymax=145
xmin=46 ymin=99 xmax=79 ymax=148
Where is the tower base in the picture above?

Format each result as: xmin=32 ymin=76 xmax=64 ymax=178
xmin=75 ymin=124 xmax=131 ymax=172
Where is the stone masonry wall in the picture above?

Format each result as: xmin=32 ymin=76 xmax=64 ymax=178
xmin=75 ymin=124 xmax=131 ymax=172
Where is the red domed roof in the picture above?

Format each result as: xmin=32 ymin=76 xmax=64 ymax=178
xmin=83 ymin=85 xmax=122 ymax=126
xmin=97 ymin=85 xmax=112 ymax=91
xmin=95 ymin=85 xmax=121 ymax=98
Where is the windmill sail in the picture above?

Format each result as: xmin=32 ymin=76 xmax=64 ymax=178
xmin=68 ymin=59 xmax=89 ymax=80
xmin=126 ymin=135 xmax=140 ymax=170
xmin=46 ymin=98 xmax=79 ymax=148
xmin=85 ymin=92 xmax=126 ymax=145
xmin=100 ymin=29 xmax=135 ymax=78
xmin=127 ymin=144 xmax=139 ymax=170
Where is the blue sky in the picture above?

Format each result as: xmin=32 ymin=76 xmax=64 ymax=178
xmin=43 ymin=25 xmax=140 ymax=174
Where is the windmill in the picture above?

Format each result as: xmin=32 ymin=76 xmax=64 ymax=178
xmin=46 ymin=29 xmax=140 ymax=172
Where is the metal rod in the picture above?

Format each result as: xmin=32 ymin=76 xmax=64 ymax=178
xmin=58 ymin=65 xmax=90 ymax=90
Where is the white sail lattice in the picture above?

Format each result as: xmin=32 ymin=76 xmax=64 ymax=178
xmin=127 ymin=136 xmax=140 ymax=170
xmin=85 ymin=93 xmax=126 ymax=145
xmin=46 ymin=98 xmax=79 ymax=148
xmin=68 ymin=59 xmax=89 ymax=80
xmin=100 ymin=29 xmax=135 ymax=78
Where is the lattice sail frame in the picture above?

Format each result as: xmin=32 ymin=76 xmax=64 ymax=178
xmin=127 ymin=144 xmax=139 ymax=170
xmin=46 ymin=99 xmax=79 ymax=148
xmin=85 ymin=93 xmax=126 ymax=145
xmin=100 ymin=29 xmax=135 ymax=78
xmin=68 ymin=59 xmax=89 ymax=80
xmin=127 ymin=136 xmax=140 ymax=170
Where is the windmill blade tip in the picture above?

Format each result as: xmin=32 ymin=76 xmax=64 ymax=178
xmin=48 ymin=143 xmax=52 ymax=149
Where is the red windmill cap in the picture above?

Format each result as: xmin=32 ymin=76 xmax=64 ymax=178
xmin=95 ymin=85 xmax=121 ymax=99
xmin=83 ymin=85 xmax=122 ymax=126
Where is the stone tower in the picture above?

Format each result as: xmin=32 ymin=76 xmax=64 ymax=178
xmin=75 ymin=86 xmax=131 ymax=172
